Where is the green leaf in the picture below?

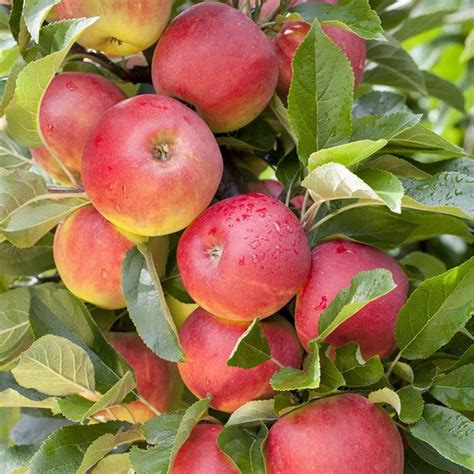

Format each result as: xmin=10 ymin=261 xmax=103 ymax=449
xmin=413 ymin=362 xmax=438 ymax=392
xmin=316 ymin=207 xmax=474 ymax=249
xmin=422 ymin=70 xmax=465 ymax=112
xmin=93 ymin=454 xmax=131 ymax=474
xmin=29 ymin=422 xmax=122 ymax=474
xmin=395 ymin=258 xmax=474 ymax=360
xmin=364 ymin=39 xmax=427 ymax=94
xmin=0 ymin=58 xmax=25 ymax=115
xmin=317 ymin=269 xmax=396 ymax=341
xmin=77 ymin=427 xmax=142 ymax=474
xmin=288 ymin=19 xmax=353 ymax=164
xmin=402 ymin=172 xmax=474 ymax=220
xmin=122 ymin=245 xmax=184 ymax=363
xmin=0 ymin=129 xmax=31 ymax=170
xmin=353 ymin=91 xmax=412 ymax=118
xmin=292 ymin=0 xmax=383 ymax=40
xmin=302 ymin=162 xmax=381 ymax=203
xmin=398 ymin=386 xmax=424 ymax=424
xmin=309 ymin=345 xmax=345 ymax=397
xmin=12 ymin=334 xmax=97 ymax=397
xmin=430 ymin=364 xmax=474 ymax=411
xmin=5 ymin=18 xmax=97 ymax=147
xmin=454 ymin=345 xmax=474 ymax=370
xmin=0 ymin=288 xmax=31 ymax=362
xmin=0 ymin=445 xmax=37 ymax=474
xmin=57 ymin=371 xmax=136 ymax=423
xmin=227 ymin=319 xmax=271 ymax=368
xmin=28 ymin=285 xmax=131 ymax=393
xmin=271 ymin=342 xmax=320 ymax=391
xmin=0 ymin=237 xmax=54 ymax=277
xmin=334 ymin=342 xmax=384 ymax=387
xmin=393 ymin=9 xmax=455 ymax=42
xmin=385 ymin=124 xmax=466 ymax=159
xmin=364 ymin=155 xmax=431 ymax=180
xmin=131 ymin=398 xmax=211 ymax=474
xmin=308 ymin=139 xmax=388 ymax=170
xmin=401 ymin=252 xmax=447 ymax=280
xmin=357 ymin=168 xmax=404 ymax=212
xmin=404 ymin=448 xmax=445 ymax=474
xmin=410 ymin=405 xmax=474 ymax=470
xmin=352 ymin=112 xmax=422 ymax=141
xmin=23 ymin=0 xmax=61 ymax=42
xmin=226 ymin=399 xmax=277 ymax=427
xmin=217 ymin=423 xmax=267 ymax=474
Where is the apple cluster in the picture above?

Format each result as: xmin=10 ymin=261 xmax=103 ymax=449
xmin=36 ymin=0 xmax=406 ymax=471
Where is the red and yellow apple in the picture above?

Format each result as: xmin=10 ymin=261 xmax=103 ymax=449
xmin=102 ymin=332 xmax=183 ymax=424
xmin=55 ymin=0 xmax=171 ymax=56
xmin=53 ymin=205 xmax=169 ymax=309
xmin=152 ymin=3 xmax=279 ymax=132
xmin=171 ymin=424 xmax=238 ymax=473
xmin=82 ymin=94 xmax=223 ymax=236
xmin=178 ymin=308 xmax=302 ymax=413
xmin=177 ymin=193 xmax=311 ymax=321
xmin=274 ymin=0 xmax=367 ymax=97
xmin=265 ymin=393 xmax=404 ymax=473
xmin=31 ymin=72 xmax=126 ymax=185
xmin=295 ymin=240 xmax=409 ymax=359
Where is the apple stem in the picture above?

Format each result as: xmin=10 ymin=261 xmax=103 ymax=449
xmin=272 ymin=356 xmax=285 ymax=369
xmin=385 ymin=351 xmax=402 ymax=379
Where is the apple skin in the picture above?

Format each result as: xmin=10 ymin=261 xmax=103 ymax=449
xmin=265 ymin=393 xmax=404 ymax=474
xmin=82 ymin=94 xmax=223 ymax=236
xmin=30 ymin=72 xmax=126 ymax=185
xmin=295 ymin=240 xmax=409 ymax=359
xmin=274 ymin=0 xmax=366 ymax=97
xmin=171 ymin=424 xmax=238 ymax=474
xmin=104 ymin=332 xmax=183 ymax=424
xmin=53 ymin=205 xmax=169 ymax=309
xmin=165 ymin=294 xmax=198 ymax=330
xmin=178 ymin=308 xmax=303 ymax=413
xmin=55 ymin=0 xmax=171 ymax=56
xmin=177 ymin=193 xmax=311 ymax=321
xmin=152 ymin=3 xmax=278 ymax=133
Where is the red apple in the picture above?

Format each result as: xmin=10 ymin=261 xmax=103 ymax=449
xmin=54 ymin=205 xmax=169 ymax=309
xmin=56 ymin=0 xmax=171 ymax=56
xmin=274 ymin=0 xmax=366 ymax=97
xmin=30 ymin=72 xmax=126 ymax=185
xmin=178 ymin=308 xmax=302 ymax=413
xmin=177 ymin=193 xmax=311 ymax=321
xmin=151 ymin=3 xmax=278 ymax=132
xmin=103 ymin=332 xmax=183 ymax=424
xmin=295 ymin=240 xmax=409 ymax=359
xmin=82 ymin=94 xmax=223 ymax=236
xmin=171 ymin=424 xmax=238 ymax=473
xmin=265 ymin=393 xmax=404 ymax=473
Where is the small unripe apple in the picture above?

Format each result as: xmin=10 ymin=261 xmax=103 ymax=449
xmin=103 ymin=332 xmax=183 ymax=424
xmin=171 ymin=424 xmax=238 ymax=473
xmin=178 ymin=308 xmax=303 ymax=413
xmin=295 ymin=240 xmax=409 ymax=359
xmin=265 ymin=393 xmax=404 ymax=473
xmin=55 ymin=0 xmax=172 ymax=56
xmin=53 ymin=205 xmax=169 ymax=309
xmin=31 ymin=72 xmax=126 ymax=185
xmin=274 ymin=0 xmax=366 ymax=97
xmin=177 ymin=193 xmax=311 ymax=321
xmin=152 ymin=3 xmax=279 ymax=132
xmin=82 ymin=94 xmax=223 ymax=237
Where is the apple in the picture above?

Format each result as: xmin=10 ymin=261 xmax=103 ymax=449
xmin=55 ymin=0 xmax=171 ymax=56
xmin=53 ymin=205 xmax=169 ymax=309
xmin=165 ymin=294 xmax=198 ymax=330
xmin=30 ymin=72 xmax=126 ymax=185
xmin=102 ymin=332 xmax=183 ymax=424
xmin=178 ymin=308 xmax=302 ymax=413
xmin=248 ymin=179 xmax=309 ymax=210
xmin=177 ymin=193 xmax=311 ymax=321
xmin=171 ymin=424 xmax=238 ymax=473
xmin=82 ymin=94 xmax=223 ymax=236
xmin=265 ymin=393 xmax=404 ymax=473
xmin=295 ymin=240 xmax=409 ymax=359
xmin=151 ymin=3 xmax=279 ymax=132
xmin=274 ymin=0 xmax=367 ymax=97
